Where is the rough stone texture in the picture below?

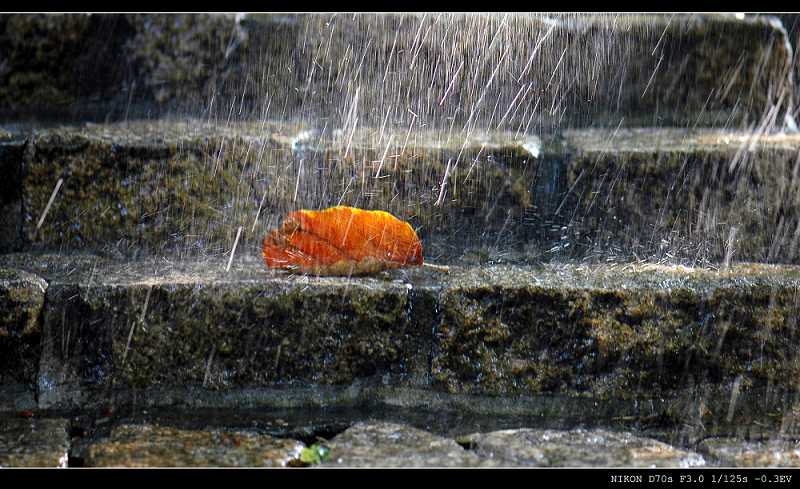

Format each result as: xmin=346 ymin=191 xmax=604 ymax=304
xmin=0 ymin=417 xmax=69 ymax=467
xmin=698 ymin=437 xmax=800 ymax=467
xmin=30 ymin=255 xmax=435 ymax=409
xmin=0 ymin=14 xmax=94 ymax=113
xmin=322 ymin=421 xmax=486 ymax=467
xmin=84 ymin=424 xmax=304 ymax=467
xmin=459 ymin=428 xmax=705 ymax=467
xmin=776 ymin=14 xmax=799 ymax=127
xmin=123 ymin=15 xmax=249 ymax=110
xmin=0 ymin=268 xmax=46 ymax=351
xmin=17 ymin=121 xmax=543 ymax=261
xmin=0 ymin=267 xmax=47 ymax=408
xmin=291 ymin=14 xmax=794 ymax=130
xmin=2 ymin=251 xmax=799 ymax=428
xmin=0 ymin=14 xmax=794 ymax=128
xmin=433 ymin=263 xmax=800 ymax=403
xmin=0 ymin=14 xmax=135 ymax=120
xmin=21 ymin=123 xmax=254 ymax=257
xmin=9 ymin=122 xmax=800 ymax=264
xmin=560 ymin=129 xmax=800 ymax=265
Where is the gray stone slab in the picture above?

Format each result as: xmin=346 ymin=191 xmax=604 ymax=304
xmin=0 ymin=417 xmax=69 ymax=467
xmin=17 ymin=121 xmax=544 ymax=262
xmin=432 ymin=263 xmax=800 ymax=402
xmin=84 ymin=424 xmax=304 ymax=467
xmin=459 ymin=428 xmax=706 ymax=467
xmin=322 ymin=421 xmax=487 ymax=467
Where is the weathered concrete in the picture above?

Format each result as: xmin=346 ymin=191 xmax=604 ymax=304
xmin=458 ymin=428 xmax=706 ymax=467
xmin=84 ymin=424 xmax=304 ymax=467
xmin=0 ymin=417 xmax=69 ymax=467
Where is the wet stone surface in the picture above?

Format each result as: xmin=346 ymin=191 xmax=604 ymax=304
xmin=16 ymin=121 xmax=543 ymax=262
xmin=2 ymin=253 xmax=800 ymax=426
xmin=0 ymin=417 xmax=69 ymax=467
xmin=0 ymin=267 xmax=47 ymax=410
xmin=4 ymin=122 xmax=800 ymax=264
xmin=698 ymin=437 xmax=800 ymax=467
xmin=84 ymin=424 xmax=305 ymax=467
xmin=30 ymin=255 xmax=435 ymax=409
xmin=561 ymin=129 xmax=800 ymax=265
xmin=433 ymin=263 xmax=800 ymax=410
xmin=321 ymin=421 xmax=487 ymax=467
xmin=458 ymin=428 xmax=706 ymax=467
xmin=0 ymin=14 xmax=793 ymax=128
xmin=0 ymin=268 xmax=46 ymax=345
xmin=0 ymin=412 xmax=795 ymax=467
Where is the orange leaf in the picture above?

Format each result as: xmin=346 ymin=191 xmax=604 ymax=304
xmin=263 ymin=206 xmax=423 ymax=276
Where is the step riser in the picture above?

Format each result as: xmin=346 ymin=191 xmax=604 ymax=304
xmin=0 ymin=14 xmax=794 ymax=129
xmin=7 ymin=126 xmax=800 ymax=264
xmin=3 ymin=258 xmax=800 ymax=430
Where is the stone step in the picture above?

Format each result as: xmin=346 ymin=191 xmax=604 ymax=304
xmin=3 ymin=122 xmax=800 ymax=264
xmin=0 ymin=418 xmax=712 ymax=467
xmin=8 ymin=416 xmax=800 ymax=467
xmin=83 ymin=424 xmax=304 ymax=467
xmin=2 ymin=252 xmax=800 ymax=432
xmin=0 ymin=14 xmax=795 ymax=129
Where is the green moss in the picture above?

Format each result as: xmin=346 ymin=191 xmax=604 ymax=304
xmin=23 ymin=131 xmax=259 ymax=256
xmin=50 ymin=277 xmax=429 ymax=392
xmin=20 ymin=123 xmax=544 ymax=262
xmin=433 ymin=265 xmax=800 ymax=399
xmin=563 ymin=143 xmax=800 ymax=264
xmin=0 ymin=15 xmax=92 ymax=110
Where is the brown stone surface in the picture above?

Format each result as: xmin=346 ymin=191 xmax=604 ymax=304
xmin=84 ymin=424 xmax=304 ymax=467
xmin=8 ymin=123 xmax=800 ymax=265
xmin=459 ymin=428 xmax=705 ymax=467
xmin=560 ymin=129 xmax=800 ymax=265
xmin=698 ymin=437 xmax=800 ymax=467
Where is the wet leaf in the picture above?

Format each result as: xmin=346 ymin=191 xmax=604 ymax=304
xmin=263 ymin=206 xmax=423 ymax=276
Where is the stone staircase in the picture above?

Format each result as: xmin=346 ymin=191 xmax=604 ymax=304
xmin=2 ymin=13 xmax=800 ymax=468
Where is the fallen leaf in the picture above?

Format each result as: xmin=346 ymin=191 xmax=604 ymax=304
xmin=263 ymin=206 xmax=423 ymax=276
